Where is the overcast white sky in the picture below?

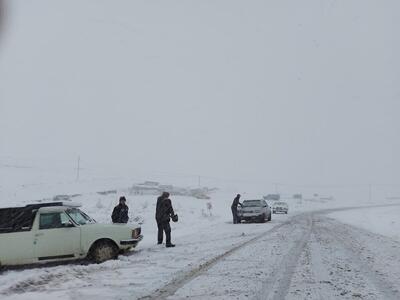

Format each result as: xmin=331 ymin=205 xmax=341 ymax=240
xmin=0 ymin=0 xmax=399 ymax=186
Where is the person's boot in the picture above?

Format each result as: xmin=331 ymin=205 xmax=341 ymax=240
xmin=157 ymin=241 xmax=162 ymax=245
xmin=166 ymin=243 xmax=175 ymax=248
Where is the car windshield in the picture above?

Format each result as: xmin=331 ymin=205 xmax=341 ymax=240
xmin=66 ymin=208 xmax=96 ymax=225
xmin=243 ymin=200 xmax=262 ymax=207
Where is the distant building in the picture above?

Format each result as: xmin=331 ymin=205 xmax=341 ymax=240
xmin=159 ymin=185 xmax=173 ymax=192
xmin=264 ymin=194 xmax=280 ymax=201
xmin=130 ymin=182 xmax=160 ymax=195
xmin=190 ymin=188 xmax=211 ymax=199
xmin=97 ymin=190 xmax=117 ymax=196
xmin=53 ymin=195 xmax=71 ymax=201
xmin=129 ymin=181 xmax=215 ymax=198
xmin=319 ymin=196 xmax=334 ymax=201
xmin=143 ymin=181 xmax=159 ymax=187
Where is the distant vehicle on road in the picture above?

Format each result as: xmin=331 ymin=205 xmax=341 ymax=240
xmin=237 ymin=199 xmax=271 ymax=223
xmin=0 ymin=202 xmax=143 ymax=267
xmin=272 ymin=201 xmax=289 ymax=214
xmin=263 ymin=194 xmax=280 ymax=201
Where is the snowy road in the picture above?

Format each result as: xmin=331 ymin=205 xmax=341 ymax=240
xmin=147 ymin=207 xmax=400 ymax=300
xmin=2 ymin=205 xmax=400 ymax=300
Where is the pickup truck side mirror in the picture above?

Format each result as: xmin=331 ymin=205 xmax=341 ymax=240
xmin=64 ymin=220 xmax=75 ymax=228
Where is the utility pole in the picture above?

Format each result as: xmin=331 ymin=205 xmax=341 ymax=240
xmin=76 ymin=156 xmax=81 ymax=181
xmin=368 ymin=184 xmax=372 ymax=202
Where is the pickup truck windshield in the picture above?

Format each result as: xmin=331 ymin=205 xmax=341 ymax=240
xmin=66 ymin=208 xmax=95 ymax=225
xmin=243 ymin=200 xmax=262 ymax=207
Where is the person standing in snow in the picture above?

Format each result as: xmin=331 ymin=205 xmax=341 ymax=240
xmin=155 ymin=192 xmax=176 ymax=247
xmin=111 ymin=196 xmax=129 ymax=223
xmin=231 ymin=194 xmax=242 ymax=224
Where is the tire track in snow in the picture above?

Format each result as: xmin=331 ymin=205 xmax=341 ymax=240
xmin=286 ymin=214 xmax=400 ymax=300
xmin=254 ymin=213 xmax=313 ymax=300
xmin=318 ymin=217 xmax=400 ymax=300
xmin=138 ymin=218 xmax=294 ymax=300
xmin=275 ymin=217 xmax=333 ymax=300
xmin=141 ymin=205 xmax=400 ymax=300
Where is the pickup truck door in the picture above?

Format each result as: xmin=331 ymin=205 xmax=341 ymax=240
xmin=34 ymin=212 xmax=81 ymax=261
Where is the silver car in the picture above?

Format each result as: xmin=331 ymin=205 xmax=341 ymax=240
xmin=272 ymin=201 xmax=289 ymax=214
xmin=237 ymin=199 xmax=272 ymax=223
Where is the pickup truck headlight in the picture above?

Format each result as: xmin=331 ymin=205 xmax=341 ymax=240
xmin=132 ymin=227 xmax=141 ymax=239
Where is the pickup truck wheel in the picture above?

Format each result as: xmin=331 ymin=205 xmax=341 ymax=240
xmin=91 ymin=241 xmax=118 ymax=263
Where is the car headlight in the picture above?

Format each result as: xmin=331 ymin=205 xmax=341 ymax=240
xmin=132 ymin=227 xmax=141 ymax=239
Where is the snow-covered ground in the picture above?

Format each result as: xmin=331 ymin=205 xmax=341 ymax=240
xmin=0 ymin=182 xmax=292 ymax=300
xmin=2 ymin=159 xmax=400 ymax=299
xmin=329 ymin=206 xmax=400 ymax=242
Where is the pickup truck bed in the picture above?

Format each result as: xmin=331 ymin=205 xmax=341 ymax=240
xmin=0 ymin=203 xmax=63 ymax=233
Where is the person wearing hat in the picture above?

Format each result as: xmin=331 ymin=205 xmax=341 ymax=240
xmin=155 ymin=192 xmax=176 ymax=247
xmin=111 ymin=196 xmax=129 ymax=223
xmin=231 ymin=194 xmax=243 ymax=224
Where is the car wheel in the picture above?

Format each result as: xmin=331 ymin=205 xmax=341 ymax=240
xmin=91 ymin=241 xmax=118 ymax=263
xmin=260 ymin=214 xmax=265 ymax=223
xmin=268 ymin=213 xmax=272 ymax=221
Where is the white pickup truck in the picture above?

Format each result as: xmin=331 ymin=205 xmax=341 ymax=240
xmin=0 ymin=202 xmax=143 ymax=267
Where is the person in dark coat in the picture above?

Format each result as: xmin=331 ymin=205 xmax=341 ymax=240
xmin=112 ymin=196 xmax=129 ymax=223
xmin=231 ymin=194 xmax=242 ymax=224
xmin=155 ymin=192 xmax=175 ymax=247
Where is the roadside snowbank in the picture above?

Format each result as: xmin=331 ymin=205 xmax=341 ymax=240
xmin=329 ymin=205 xmax=400 ymax=242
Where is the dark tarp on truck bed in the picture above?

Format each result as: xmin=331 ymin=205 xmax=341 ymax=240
xmin=0 ymin=202 xmax=63 ymax=233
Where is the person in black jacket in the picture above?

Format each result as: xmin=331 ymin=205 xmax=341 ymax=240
xmin=155 ymin=192 xmax=175 ymax=247
xmin=112 ymin=196 xmax=129 ymax=223
xmin=231 ymin=194 xmax=242 ymax=224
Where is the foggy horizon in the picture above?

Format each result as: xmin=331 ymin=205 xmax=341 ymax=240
xmin=1 ymin=0 xmax=399 ymax=188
